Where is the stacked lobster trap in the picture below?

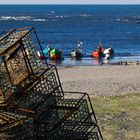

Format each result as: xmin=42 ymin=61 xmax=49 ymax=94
xmin=0 ymin=27 xmax=103 ymax=140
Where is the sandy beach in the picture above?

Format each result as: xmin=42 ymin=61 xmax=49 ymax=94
xmin=58 ymin=64 xmax=140 ymax=97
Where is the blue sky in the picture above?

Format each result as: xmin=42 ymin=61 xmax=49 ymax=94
xmin=0 ymin=0 xmax=140 ymax=4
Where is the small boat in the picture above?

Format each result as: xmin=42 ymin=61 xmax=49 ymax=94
xmin=37 ymin=45 xmax=50 ymax=60
xmin=70 ymin=41 xmax=83 ymax=59
xmin=37 ymin=46 xmax=63 ymax=60
xmin=37 ymin=51 xmax=46 ymax=60
xmin=70 ymin=48 xmax=83 ymax=59
xmin=49 ymin=48 xmax=63 ymax=60
xmin=92 ymin=43 xmax=104 ymax=59
xmin=92 ymin=43 xmax=114 ymax=59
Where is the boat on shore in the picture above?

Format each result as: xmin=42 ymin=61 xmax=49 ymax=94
xmin=37 ymin=46 xmax=63 ymax=60
xmin=92 ymin=43 xmax=114 ymax=59
xmin=37 ymin=51 xmax=46 ymax=60
xmin=49 ymin=48 xmax=64 ymax=60
xmin=70 ymin=41 xmax=83 ymax=59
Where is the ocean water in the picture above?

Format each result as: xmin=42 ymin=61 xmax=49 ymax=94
xmin=1 ymin=5 xmax=140 ymax=66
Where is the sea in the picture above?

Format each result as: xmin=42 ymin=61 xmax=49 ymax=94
xmin=1 ymin=5 xmax=140 ymax=66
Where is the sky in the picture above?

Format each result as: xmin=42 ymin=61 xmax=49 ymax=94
xmin=0 ymin=0 xmax=140 ymax=4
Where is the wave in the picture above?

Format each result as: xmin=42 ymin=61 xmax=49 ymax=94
xmin=54 ymin=14 xmax=91 ymax=19
xmin=0 ymin=13 xmax=91 ymax=22
xmin=32 ymin=19 xmax=46 ymax=22
xmin=55 ymin=15 xmax=66 ymax=18
xmin=0 ymin=16 xmax=47 ymax=22
xmin=0 ymin=16 xmax=31 ymax=21
xmin=115 ymin=16 xmax=140 ymax=24
xmin=79 ymin=14 xmax=90 ymax=17
xmin=49 ymin=10 xmax=55 ymax=14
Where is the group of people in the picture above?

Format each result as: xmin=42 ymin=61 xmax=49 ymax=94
xmin=92 ymin=44 xmax=114 ymax=59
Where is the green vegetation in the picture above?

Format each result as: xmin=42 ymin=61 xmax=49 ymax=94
xmin=91 ymin=93 xmax=140 ymax=140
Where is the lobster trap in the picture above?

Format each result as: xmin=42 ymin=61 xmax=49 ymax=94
xmin=0 ymin=105 xmax=34 ymax=140
xmin=0 ymin=27 xmax=48 ymax=104
xmin=35 ymin=92 xmax=103 ymax=140
xmin=0 ymin=27 xmax=103 ymax=140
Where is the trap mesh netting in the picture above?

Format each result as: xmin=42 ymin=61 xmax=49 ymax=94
xmin=0 ymin=27 xmax=103 ymax=140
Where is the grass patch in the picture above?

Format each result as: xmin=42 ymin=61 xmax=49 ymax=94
xmin=91 ymin=93 xmax=140 ymax=140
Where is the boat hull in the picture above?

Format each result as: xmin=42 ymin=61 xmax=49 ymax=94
xmin=49 ymin=49 xmax=63 ymax=60
xmin=70 ymin=50 xmax=82 ymax=59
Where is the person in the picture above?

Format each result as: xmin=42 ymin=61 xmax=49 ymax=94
xmin=97 ymin=44 xmax=104 ymax=58
xmin=104 ymin=48 xmax=110 ymax=59
xmin=108 ymin=46 xmax=114 ymax=58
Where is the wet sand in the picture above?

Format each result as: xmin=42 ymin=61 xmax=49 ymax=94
xmin=58 ymin=64 xmax=140 ymax=97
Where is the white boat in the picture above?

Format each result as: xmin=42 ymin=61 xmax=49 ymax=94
xmin=70 ymin=41 xmax=83 ymax=59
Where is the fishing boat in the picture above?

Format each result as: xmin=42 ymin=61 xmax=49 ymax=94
xmin=70 ymin=41 xmax=83 ymax=59
xmin=49 ymin=48 xmax=63 ymax=60
xmin=92 ymin=43 xmax=114 ymax=59
xmin=37 ymin=46 xmax=63 ymax=60
xmin=37 ymin=51 xmax=46 ymax=60
xmin=92 ymin=43 xmax=104 ymax=59
xmin=37 ymin=45 xmax=50 ymax=60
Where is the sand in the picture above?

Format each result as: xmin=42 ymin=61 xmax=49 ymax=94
xmin=58 ymin=65 xmax=140 ymax=97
